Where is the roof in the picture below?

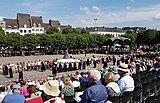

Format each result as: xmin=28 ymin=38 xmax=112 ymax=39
xmin=60 ymin=25 xmax=71 ymax=31
xmin=17 ymin=13 xmax=31 ymax=28
xmin=108 ymin=36 xmax=131 ymax=42
xmin=31 ymin=16 xmax=43 ymax=27
xmin=43 ymin=23 xmax=51 ymax=31
xmin=49 ymin=20 xmax=60 ymax=28
xmin=86 ymin=27 xmax=126 ymax=33
xmin=3 ymin=18 xmax=18 ymax=29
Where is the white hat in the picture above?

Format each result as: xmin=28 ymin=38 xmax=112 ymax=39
xmin=40 ymin=80 xmax=60 ymax=97
xmin=118 ymin=63 xmax=129 ymax=72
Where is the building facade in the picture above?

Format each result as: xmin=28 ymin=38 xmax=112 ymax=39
xmin=0 ymin=13 xmax=71 ymax=35
xmin=86 ymin=27 xmax=126 ymax=37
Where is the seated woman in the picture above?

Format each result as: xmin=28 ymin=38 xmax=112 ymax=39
xmin=25 ymin=85 xmax=43 ymax=103
xmin=71 ymin=74 xmax=81 ymax=92
xmin=104 ymin=72 xmax=120 ymax=100
xmin=40 ymin=80 xmax=65 ymax=103
xmin=61 ymin=77 xmax=76 ymax=103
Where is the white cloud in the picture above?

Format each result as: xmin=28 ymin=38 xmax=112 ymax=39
xmin=153 ymin=13 xmax=160 ymax=20
xmin=80 ymin=6 xmax=89 ymax=11
xmin=68 ymin=4 xmax=160 ymax=29
xmin=126 ymin=6 xmax=131 ymax=10
xmin=92 ymin=6 xmax=101 ymax=12
xmin=130 ymin=0 xmax=134 ymax=2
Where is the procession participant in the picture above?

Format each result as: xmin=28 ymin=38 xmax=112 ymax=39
xmin=93 ymin=59 xmax=96 ymax=68
xmin=9 ymin=67 xmax=13 ymax=78
xmin=19 ymin=69 xmax=24 ymax=81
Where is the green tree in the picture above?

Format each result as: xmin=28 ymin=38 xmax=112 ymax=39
xmin=7 ymin=32 xmax=21 ymax=50
xmin=144 ymin=29 xmax=157 ymax=46
xmin=22 ymin=34 xmax=39 ymax=50
xmin=62 ymin=28 xmax=79 ymax=34
xmin=46 ymin=27 xmax=60 ymax=34
xmin=0 ymin=27 xmax=5 ymax=35
xmin=121 ymin=30 xmax=137 ymax=46
xmin=80 ymin=29 xmax=89 ymax=34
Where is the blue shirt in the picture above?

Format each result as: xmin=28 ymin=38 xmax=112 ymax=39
xmin=80 ymin=81 xmax=108 ymax=103
xmin=80 ymin=76 xmax=88 ymax=83
xmin=2 ymin=92 xmax=25 ymax=103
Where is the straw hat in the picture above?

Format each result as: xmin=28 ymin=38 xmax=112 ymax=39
xmin=40 ymin=80 xmax=60 ymax=97
xmin=118 ymin=63 xmax=129 ymax=72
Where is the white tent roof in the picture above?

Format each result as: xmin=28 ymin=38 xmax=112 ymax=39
xmin=57 ymin=59 xmax=80 ymax=63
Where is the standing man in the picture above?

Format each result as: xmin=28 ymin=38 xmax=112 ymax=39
xmin=93 ymin=59 xmax=96 ymax=68
xmin=9 ymin=67 xmax=13 ymax=78
xmin=18 ymin=69 xmax=23 ymax=81
xmin=2 ymin=84 xmax=25 ymax=103
xmin=80 ymin=70 xmax=108 ymax=103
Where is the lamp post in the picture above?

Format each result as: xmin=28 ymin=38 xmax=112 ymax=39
xmin=94 ymin=19 xmax=97 ymax=27
xmin=94 ymin=19 xmax=98 ymax=34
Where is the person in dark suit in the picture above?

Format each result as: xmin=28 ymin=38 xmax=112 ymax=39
xmin=93 ymin=60 xmax=97 ymax=68
xmin=41 ymin=62 xmax=45 ymax=72
xmin=9 ymin=67 xmax=13 ymax=78
xmin=19 ymin=70 xmax=23 ymax=81
xmin=103 ymin=61 xmax=108 ymax=68
xmin=83 ymin=61 xmax=86 ymax=70
xmin=52 ymin=65 xmax=57 ymax=76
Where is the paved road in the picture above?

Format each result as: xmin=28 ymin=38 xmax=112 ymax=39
xmin=0 ymin=54 xmax=111 ymax=85
xmin=0 ymin=54 xmax=106 ymax=64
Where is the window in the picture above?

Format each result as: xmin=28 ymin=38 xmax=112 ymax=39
xmin=32 ymin=29 xmax=35 ymax=31
xmin=38 ymin=23 xmax=41 ymax=27
xmin=33 ymin=23 xmax=36 ymax=27
xmin=1 ymin=23 xmax=3 ymax=25
xmin=14 ymin=26 xmax=17 ymax=29
xmin=28 ymin=30 xmax=31 ymax=33
xmin=24 ymin=24 xmax=27 ymax=28
xmin=8 ymin=25 xmax=11 ymax=28
xmin=20 ymin=30 xmax=23 ymax=33
xmin=40 ymin=29 xmax=43 ymax=31
xmin=24 ymin=30 xmax=27 ymax=33
xmin=36 ymin=29 xmax=39 ymax=31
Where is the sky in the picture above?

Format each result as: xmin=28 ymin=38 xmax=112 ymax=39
xmin=1 ymin=0 xmax=160 ymax=29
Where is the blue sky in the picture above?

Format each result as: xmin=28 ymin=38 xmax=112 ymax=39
xmin=1 ymin=0 xmax=160 ymax=29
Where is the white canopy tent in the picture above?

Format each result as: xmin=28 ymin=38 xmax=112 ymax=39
xmin=57 ymin=59 xmax=80 ymax=63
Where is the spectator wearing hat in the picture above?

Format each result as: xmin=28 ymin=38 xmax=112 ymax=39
xmin=40 ymin=80 xmax=65 ymax=103
xmin=2 ymin=84 xmax=25 ymax=103
xmin=25 ymin=85 xmax=43 ymax=103
xmin=117 ymin=63 xmax=134 ymax=95
xmin=61 ymin=77 xmax=75 ymax=103
xmin=80 ymin=70 xmax=108 ymax=103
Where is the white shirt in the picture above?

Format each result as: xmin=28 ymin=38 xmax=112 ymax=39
xmin=0 ymin=92 xmax=6 ymax=102
xmin=117 ymin=74 xmax=134 ymax=94
xmin=106 ymin=82 xmax=120 ymax=94
xmin=72 ymin=81 xmax=80 ymax=88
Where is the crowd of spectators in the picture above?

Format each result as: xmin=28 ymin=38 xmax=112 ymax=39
xmin=0 ymin=52 xmax=160 ymax=103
